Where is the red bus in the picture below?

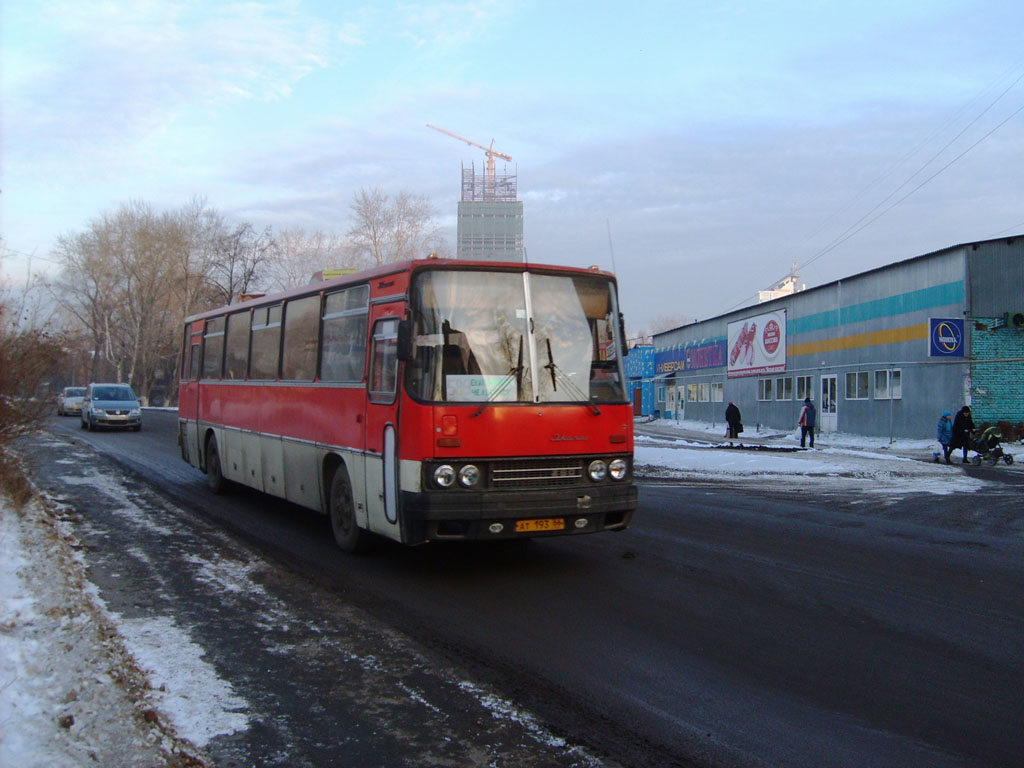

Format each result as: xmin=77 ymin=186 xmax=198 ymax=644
xmin=178 ymin=257 xmax=636 ymax=551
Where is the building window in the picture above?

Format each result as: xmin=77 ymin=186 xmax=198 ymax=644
xmin=758 ymin=378 xmax=773 ymax=401
xmin=874 ymin=369 xmax=902 ymax=400
xmin=845 ymin=371 xmax=869 ymax=400
xmin=711 ymin=382 xmax=724 ymax=402
xmin=687 ymin=383 xmax=698 ymax=402
xmin=698 ymin=382 xmax=710 ymax=402
xmin=657 ymin=385 xmax=666 ymax=402
xmin=775 ymin=377 xmax=793 ymax=400
xmin=796 ymin=375 xmax=813 ymax=401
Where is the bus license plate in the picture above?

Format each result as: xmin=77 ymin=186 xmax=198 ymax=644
xmin=515 ymin=518 xmax=565 ymax=533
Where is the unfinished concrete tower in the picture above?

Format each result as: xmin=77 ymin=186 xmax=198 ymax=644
xmin=427 ymin=125 xmax=523 ymax=262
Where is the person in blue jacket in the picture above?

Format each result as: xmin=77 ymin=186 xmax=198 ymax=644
xmin=935 ymin=410 xmax=953 ymax=464
xmin=798 ymin=397 xmax=816 ymax=448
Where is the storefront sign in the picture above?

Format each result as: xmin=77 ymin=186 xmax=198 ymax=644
xmin=929 ymin=318 xmax=964 ymax=357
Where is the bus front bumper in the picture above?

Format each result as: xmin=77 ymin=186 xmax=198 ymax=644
xmin=399 ymin=484 xmax=637 ymax=545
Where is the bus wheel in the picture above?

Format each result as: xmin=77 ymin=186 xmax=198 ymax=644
xmin=206 ymin=436 xmax=229 ymax=494
xmin=329 ymin=467 xmax=363 ymax=553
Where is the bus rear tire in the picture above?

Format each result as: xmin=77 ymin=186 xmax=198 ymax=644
xmin=329 ymin=466 xmax=364 ymax=553
xmin=206 ymin=436 xmax=229 ymax=494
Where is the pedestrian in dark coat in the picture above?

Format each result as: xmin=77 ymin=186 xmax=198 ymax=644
xmin=725 ymin=402 xmax=742 ymax=440
xmin=949 ymin=406 xmax=975 ymax=463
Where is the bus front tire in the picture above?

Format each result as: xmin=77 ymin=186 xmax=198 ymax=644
xmin=329 ymin=467 xmax=364 ymax=553
xmin=206 ymin=437 xmax=228 ymax=494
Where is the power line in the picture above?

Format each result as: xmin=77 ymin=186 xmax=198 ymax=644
xmin=726 ymin=63 xmax=1024 ymax=314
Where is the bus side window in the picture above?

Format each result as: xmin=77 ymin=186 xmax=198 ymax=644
xmin=224 ymin=311 xmax=250 ymax=380
xmin=321 ymin=286 xmax=369 ymax=383
xmin=202 ymin=316 xmax=226 ymax=380
xmin=250 ymin=305 xmax=282 ymax=380
xmin=189 ymin=343 xmax=201 ymax=381
xmin=281 ymin=295 xmax=320 ymax=381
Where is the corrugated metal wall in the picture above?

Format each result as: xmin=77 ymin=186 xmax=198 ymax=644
xmin=650 ymin=241 xmax=1019 ymax=439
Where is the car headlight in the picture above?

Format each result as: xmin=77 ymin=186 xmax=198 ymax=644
xmin=588 ymin=460 xmax=608 ymax=481
xmin=433 ymin=465 xmax=455 ymax=488
xmin=458 ymin=464 xmax=480 ymax=487
xmin=130 ymin=408 xmax=141 ymax=416
xmin=609 ymin=458 xmax=628 ymax=480
xmin=91 ymin=407 xmax=104 ymax=415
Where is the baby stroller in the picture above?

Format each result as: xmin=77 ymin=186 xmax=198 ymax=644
xmin=969 ymin=426 xmax=1015 ymax=466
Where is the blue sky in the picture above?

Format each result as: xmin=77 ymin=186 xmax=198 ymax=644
xmin=3 ymin=0 xmax=1023 ymax=333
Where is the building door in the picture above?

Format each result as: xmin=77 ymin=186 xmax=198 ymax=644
xmin=820 ymin=375 xmax=838 ymax=432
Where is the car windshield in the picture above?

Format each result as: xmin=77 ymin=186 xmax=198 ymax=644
xmin=405 ymin=268 xmax=627 ymax=404
xmin=94 ymin=387 xmax=136 ymax=401
xmin=66 ymin=388 xmax=86 ymax=397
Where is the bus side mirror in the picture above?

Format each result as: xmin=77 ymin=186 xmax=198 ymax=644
xmin=397 ymin=319 xmax=413 ymax=361
xmin=619 ymin=313 xmax=629 ymax=358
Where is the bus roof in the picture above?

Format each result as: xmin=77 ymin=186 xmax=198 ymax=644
xmin=184 ymin=258 xmax=619 ymax=323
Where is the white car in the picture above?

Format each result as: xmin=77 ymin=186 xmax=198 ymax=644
xmin=57 ymin=387 xmax=87 ymax=416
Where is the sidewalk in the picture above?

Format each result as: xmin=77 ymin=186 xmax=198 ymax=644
xmin=634 ymin=417 xmax=984 ymax=462
xmin=632 ymin=417 xmax=1022 ymax=481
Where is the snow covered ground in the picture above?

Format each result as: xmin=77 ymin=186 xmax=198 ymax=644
xmin=2 ymin=420 xmax=1019 ymax=765
xmin=0 ymin=490 xmax=205 ymax=767
xmin=632 ymin=417 xmax=1016 ymax=497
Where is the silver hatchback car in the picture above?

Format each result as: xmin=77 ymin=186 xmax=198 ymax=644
xmin=80 ymin=383 xmax=142 ymax=431
xmin=57 ymin=386 xmax=87 ymax=416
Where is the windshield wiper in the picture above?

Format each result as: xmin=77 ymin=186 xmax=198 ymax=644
xmin=542 ymin=338 xmax=601 ymax=415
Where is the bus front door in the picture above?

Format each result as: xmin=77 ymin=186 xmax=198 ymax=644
xmin=363 ymin=316 xmax=402 ymax=538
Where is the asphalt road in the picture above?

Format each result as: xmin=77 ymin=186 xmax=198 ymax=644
xmin=36 ymin=411 xmax=1024 ymax=768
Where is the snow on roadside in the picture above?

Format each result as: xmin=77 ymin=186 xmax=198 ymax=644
xmin=633 ymin=419 xmax=998 ymax=496
xmin=0 ymin=495 xmax=207 ymax=768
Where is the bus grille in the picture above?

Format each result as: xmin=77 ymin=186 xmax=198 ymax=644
xmin=491 ymin=459 xmax=583 ymax=488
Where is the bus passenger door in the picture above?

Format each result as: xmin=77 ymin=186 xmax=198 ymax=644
xmin=178 ymin=324 xmax=203 ymax=465
xmin=363 ymin=316 xmax=401 ymax=538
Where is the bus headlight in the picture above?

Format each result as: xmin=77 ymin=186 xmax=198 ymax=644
xmin=433 ymin=465 xmax=455 ymax=488
xmin=588 ymin=460 xmax=608 ymax=481
xmin=458 ymin=464 xmax=480 ymax=487
xmin=609 ymin=458 xmax=628 ymax=480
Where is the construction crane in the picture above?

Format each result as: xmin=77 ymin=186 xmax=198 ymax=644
xmin=426 ymin=124 xmax=512 ymax=182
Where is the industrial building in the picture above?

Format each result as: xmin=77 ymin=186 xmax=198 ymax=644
xmin=643 ymin=236 xmax=1024 ymax=439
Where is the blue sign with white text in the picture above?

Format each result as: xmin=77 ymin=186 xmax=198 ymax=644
xmin=929 ymin=318 xmax=964 ymax=357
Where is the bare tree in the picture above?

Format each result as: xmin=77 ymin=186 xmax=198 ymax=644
xmin=347 ymin=187 xmax=447 ymax=266
xmin=51 ymin=219 xmax=123 ymax=383
xmin=207 ymin=223 xmax=278 ymax=305
xmin=263 ymin=227 xmax=355 ymax=292
xmin=1 ymin=240 xmax=68 ymax=471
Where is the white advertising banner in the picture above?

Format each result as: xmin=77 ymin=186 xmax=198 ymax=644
xmin=727 ymin=309 xmax=786 ymax=377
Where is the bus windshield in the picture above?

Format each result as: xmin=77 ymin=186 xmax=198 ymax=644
xmin=407 ymin=269 xmax=627 ymax=404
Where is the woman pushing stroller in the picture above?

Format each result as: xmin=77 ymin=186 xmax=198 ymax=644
xmin=949 ymin=406 xmax=975 ymax=464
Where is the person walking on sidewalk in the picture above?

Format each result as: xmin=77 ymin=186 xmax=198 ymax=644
xmin=935 ymin=410 xmax=953 ymax=463
xmin=725 ymin=402 xmax=742 ymax=441
xmin=798 ymin=397 xmax=816 ymax=448
xmin=950 ymin=405 xmax=975 ymax=463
